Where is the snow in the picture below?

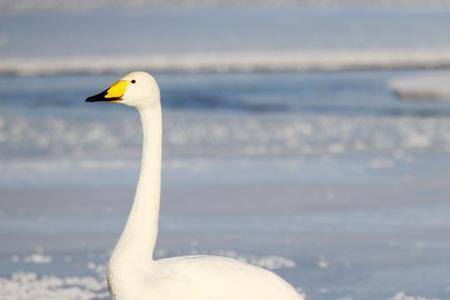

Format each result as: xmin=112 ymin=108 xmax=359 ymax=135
xmin=389 ymin=292 xmax=441 ymax=300
xmin=3 ymin=50 xmax=450 ymax=76
xmin=0 ymin=272 xmax=108 ymax=300
xmin=390 ymin=72 xmax=450 ymax=101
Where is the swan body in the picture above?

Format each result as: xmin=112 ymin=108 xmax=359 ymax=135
xmin=86 ymin=72 xmax=305 ymax=300
xmin=108 ymin=255 xmax=301 ymax=300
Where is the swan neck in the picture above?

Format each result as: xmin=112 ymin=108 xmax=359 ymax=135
xmin=111 ymin=104 xmax=162 ymax=265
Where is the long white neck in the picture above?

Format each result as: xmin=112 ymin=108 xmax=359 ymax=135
xmin=110 ymin=103 xmax=162 ymax=267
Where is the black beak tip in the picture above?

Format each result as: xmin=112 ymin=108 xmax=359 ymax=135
xmin=84 ymin=96 xmax=99 ymax=102
xmin=85 ymin=89 xmax=108 ymax=103
xmin=85 ymin=94 xmax=97 ymax=103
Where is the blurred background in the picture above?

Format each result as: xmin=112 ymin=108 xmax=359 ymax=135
xmin=1 ymin=1 xmax=450 ymax=299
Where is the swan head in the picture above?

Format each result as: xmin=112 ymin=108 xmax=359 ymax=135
xmin=86 ymin=71 xmax=160 ymax=109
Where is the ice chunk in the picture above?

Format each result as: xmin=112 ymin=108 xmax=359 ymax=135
xmin=390 ymin=72 xmax=450 ymax=101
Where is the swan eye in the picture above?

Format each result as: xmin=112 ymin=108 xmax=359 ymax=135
xmin=131 ymin=80 xmax=136 ymax=84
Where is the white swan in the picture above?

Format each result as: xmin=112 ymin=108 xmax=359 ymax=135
xmin=86 ymin=71 xmax=305 ymax=300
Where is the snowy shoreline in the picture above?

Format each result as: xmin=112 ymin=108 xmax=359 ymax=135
xmin=3 ymin=50 xmax=450 ymax=76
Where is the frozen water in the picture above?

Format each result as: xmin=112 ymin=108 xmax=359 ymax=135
xmin=391 ymin=71 xmax=450 ymax=101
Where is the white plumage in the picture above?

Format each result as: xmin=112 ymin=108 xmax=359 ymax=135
xmin=86 ymin=71 xmax=305 ymax=300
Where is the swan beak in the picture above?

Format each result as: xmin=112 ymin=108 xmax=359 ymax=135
xmin=86 ymin=80 xmax=128 ymax=103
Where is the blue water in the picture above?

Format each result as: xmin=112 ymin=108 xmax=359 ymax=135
xmin=2 ymin=71 xmax=450 ymax=115
xmin=2 ymin=8 xmax=450 ymax=58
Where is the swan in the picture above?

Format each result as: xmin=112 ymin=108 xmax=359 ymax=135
xmin=86 ymin=71 xmax=305 ymax=300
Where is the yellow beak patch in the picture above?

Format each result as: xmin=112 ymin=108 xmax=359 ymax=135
xmin=105 ymin=80 xmax=128 ymax=99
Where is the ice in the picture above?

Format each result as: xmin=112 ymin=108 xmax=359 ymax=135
xmin=317 ymin=259 xmax=329 ymax=269
xmin=3 ymin=111 xmax=450 ymax=181
xmin=22 ymin=254 xmax=52 ymax=264
xmin=3 ymin=50 xmax=450 ymax=76
xmin=389 ymin=292 xmax=441 ymax=300
xmin=0 ymin=272 xmax=109 ymax=300
xmin=390 ymin=71 xmax=450 ymax=101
